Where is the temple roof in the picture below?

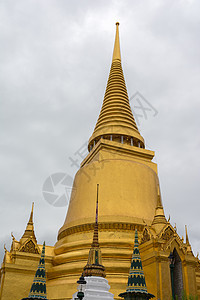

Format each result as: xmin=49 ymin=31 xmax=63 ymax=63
xmin=88 ymin=23 xmax=144 ymax=150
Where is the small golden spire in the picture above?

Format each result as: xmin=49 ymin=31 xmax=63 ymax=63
xmin=151 ymin=186 xmax=167 ymax=232
xmin=185 ymin=225 xmax=193 ymax=254
xmin=20 ymin=203 xmax=37 ymax=244
xmin=112 ymin=22 xmax=121 ymax=62
xmin=83 ymin=185 xmax=105 ymax=278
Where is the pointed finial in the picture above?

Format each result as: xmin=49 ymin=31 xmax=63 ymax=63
xmin=11 ymin=232 xmax=16 ymax=241
xmin=185 ymin=225 xmax=193 ymax=254
xmin=112 ymin=22 xmax=121 ymax=62
xmin=41 ymin=241 xmax=46 ymax=256
xmin=197 ymin=252 xmax=199 ymax=259
xmin=174 ymin=223 xmax=177 ymax=232
xmin=4 ymin=244 xmax=7 ymax=252
xmin=185 ymin=225 xmax=189 ymax=245
xmin=28 ymin=202 xmax=34 ymax=224
xmin=168 ymin=215 xmax=170 ymax=222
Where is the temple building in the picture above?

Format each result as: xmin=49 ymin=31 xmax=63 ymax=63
xmin=0 ymin=204 xmax=53 ymax=300
xmin=0 ymin=23 xmax=200 ymax=300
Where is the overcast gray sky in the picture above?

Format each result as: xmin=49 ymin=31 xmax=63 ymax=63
xmin=1 ymin=0 xmax=200 ymax=262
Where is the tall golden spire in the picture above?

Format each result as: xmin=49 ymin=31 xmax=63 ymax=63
xmin=83 ymin=185 xmax=106 ymax=278
xmin=20 ymin=203 xmax=37 ymax=244
xmin=88 ymin=23 xmax=144 ymax=151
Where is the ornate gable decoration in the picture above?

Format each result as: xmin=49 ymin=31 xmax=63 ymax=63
xmin=140 ymin=227 xmax=151 ymax=245
xmin=164 ymin=236 xmax=185 ymax=253
xmin=19 ymin=238 xmax=40 ymax=254
xmin=160 ymin=225 xmax=174 ymax=241
xmin=157 ymin=224 xmax=186 ymax=253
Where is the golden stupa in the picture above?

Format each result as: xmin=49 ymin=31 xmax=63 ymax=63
xmin=48 ymin=22 xmax=159 ymax=296
xmin=1 ymin=23 xmax=200 ymax=300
